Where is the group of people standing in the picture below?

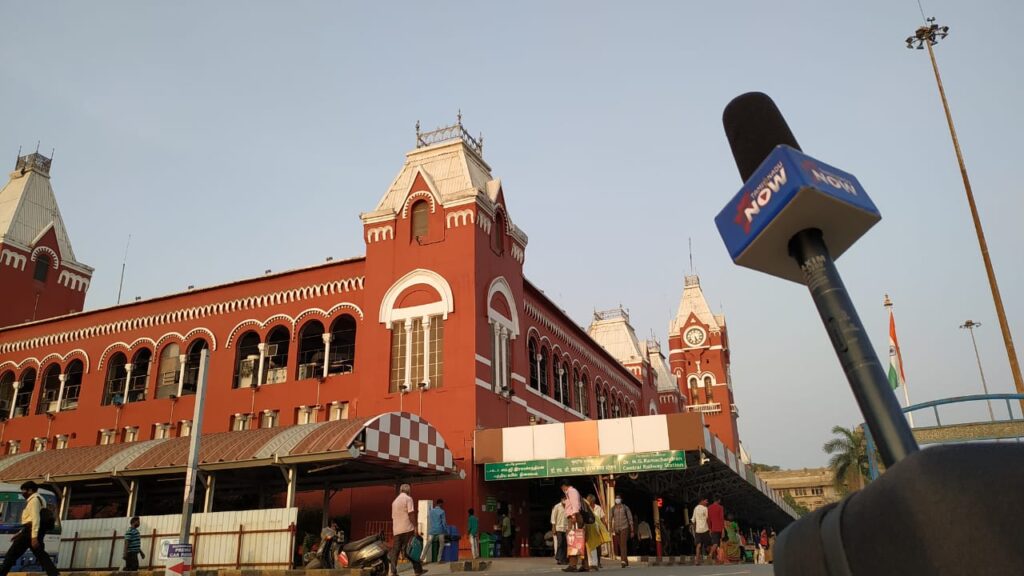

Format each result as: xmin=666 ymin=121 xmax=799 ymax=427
xmin=690 ymin=495 xmax=773 ymax=565
xmin=552 ymin=479 xmax=637 ymax=571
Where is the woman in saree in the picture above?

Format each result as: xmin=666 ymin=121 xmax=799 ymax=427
xmin=723 ymin=514 xmax=742 ymax=563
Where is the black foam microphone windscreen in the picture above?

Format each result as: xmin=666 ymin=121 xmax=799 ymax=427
xmin=722 ymin=92 xmax=802 ymax=182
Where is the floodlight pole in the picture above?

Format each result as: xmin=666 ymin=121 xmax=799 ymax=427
xmin=180 ymin=349 xmax=210 ymax=543
xmin=960 ymin=320 xmax=996 ymax=421
xmin=907 ymin=20 xmax=1024 ymax=411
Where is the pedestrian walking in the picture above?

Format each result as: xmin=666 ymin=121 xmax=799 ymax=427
xmin=636 ymin=520 xmax=652 ymax=555
xmin=609 ymin=496 xmax=634 ymax=567
xmin=560 ymin=480 xmax=588 ymax=572
xmin=690 ymin=497 xmax=710 ymax=566
xmin=387 ymin=484 xmax=426 ymax=576
xmin=428 ymin=499 xmax=447 ymax=562
xmin=551 ymin=496 xmax=568 ymax=564
xmin=467 ymin=509 xmax=479 ymax=559
xmin=707 ymin=496 xmax=725 ymax=564
xmin=0 ymin=481 xmax=59 ymax=576
xmin=123 ymin=516 xmax=145 ymax=571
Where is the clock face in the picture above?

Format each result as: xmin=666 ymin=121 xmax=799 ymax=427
xmin=685 ymin=327 xmax=706 ymax=347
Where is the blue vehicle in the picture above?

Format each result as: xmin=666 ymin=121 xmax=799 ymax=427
xmin=0 ymin=483 xmax=60 ymax=570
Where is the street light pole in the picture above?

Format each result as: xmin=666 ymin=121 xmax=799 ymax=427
xmin=907 ymin=20 xmax=1024 ymax=412
xmin=960 ymin=320 xmax=996 ymax=421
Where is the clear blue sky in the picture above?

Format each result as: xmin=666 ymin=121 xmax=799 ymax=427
xmin=3 ymin=1 xmax=1021 ymax=468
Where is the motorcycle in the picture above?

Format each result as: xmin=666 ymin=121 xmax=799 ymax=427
xmin=338 ymin=533 xmax=390 ymax=576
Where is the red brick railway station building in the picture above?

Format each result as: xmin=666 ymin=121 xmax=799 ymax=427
xmin=0 ymin=120 xmax=749 ymax=541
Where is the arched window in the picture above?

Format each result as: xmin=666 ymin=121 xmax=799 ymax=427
xmin=688 ymin=376 xmax=700 ymax=404
xmin=528 ymin=339 xmax=539 ymax=390
xmin=235 ymin=331 xmax=261 ymax=388
xmin=36 ymin=364 xmax=62 ymax=414
xmin=581 ymin=368 xmax=589 ymax=414
xmin=33 ymin=255 xmax=50 ymax=282
xmin=14 ymin=369 xmax=35 ymax=418
xmin=264 ymin=326 xmax=291 ymax=384
xmin=539 ymin=347 xmax=549 ymax=396
xmin=127 ymin=349 xmax=152 ymax=402
xmin=704 ymin=375 xmax=714 ymax=402
xmin=328 ymin=314 xmax=357 ymax=374
xmin=296 ymin=320 xmax=325 ymax=380
xmin=0 ymin=371 xmax=14 ymax=418
xmin=611 ymin=394 xmax=622 ymax=418
xmin=61 ymin=360 xmax=84 ymax=410
xmin=558 ymin=360 xmax=571 ymax=405
xmin=103 ymin=353 xmax=128 ymax=405
xmin=411 ymin=200 xmax=429 ymax=240
xmin=156 ymin=343 xmax=181 ymax=399
xmin=181 ymin=339 xmax=209 ymax=395
xmin=595 ymin=385 xmax=605 ymax=420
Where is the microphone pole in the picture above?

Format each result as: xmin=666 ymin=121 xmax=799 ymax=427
xmin=717 ymin=92 xmax=918 ymax=468
xmin=788 ymin=228 xmax=917 ymax=466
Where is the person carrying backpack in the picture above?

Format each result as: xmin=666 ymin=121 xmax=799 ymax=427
xmin=0 ymin=481 xmax=59 ymax=576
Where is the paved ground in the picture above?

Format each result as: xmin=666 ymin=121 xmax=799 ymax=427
xmin=425 ymin=557 xmax=773 ymax=575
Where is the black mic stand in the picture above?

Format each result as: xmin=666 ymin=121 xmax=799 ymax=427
xmin=788 ymin=228 xmax=919 ymax=466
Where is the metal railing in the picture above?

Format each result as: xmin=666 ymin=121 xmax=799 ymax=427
xmin=686 ymin=402 xmax=722 ymax=414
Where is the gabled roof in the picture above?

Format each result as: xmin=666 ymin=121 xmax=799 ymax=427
xmin=642 ymin=338 xmax=679 ymax=393
xmin=370 ymin=139 xmax=494 ymax=216
xmin=587 ymin=308 xmax=645 ymax=365
xmin=669 ymin=274 xmax=721 ymax=335
xmin=0 ymin=155 xmax=87 ymax=269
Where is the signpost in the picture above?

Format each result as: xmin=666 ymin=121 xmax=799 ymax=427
xmin=483 ymin=450 xmax=686 ymax=481
xmin=180 ymin=350 xmax=211 ymax=545
xmin=164 ymin=543 xmax=193 ymax=576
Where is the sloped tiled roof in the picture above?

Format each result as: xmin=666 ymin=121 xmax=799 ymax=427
xmin=588 ymin=309 xmax=645 ymax=365
xmin=0 ymin=157 xmax=86 ymax=268
xmin=669 ymin=274 xmax=721 ymax=334
xmin=0 ymin=412 xmax=455 ymax=483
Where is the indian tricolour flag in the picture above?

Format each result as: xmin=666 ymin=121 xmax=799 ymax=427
xmin=887 ymin=310 xmax=906 ymax=390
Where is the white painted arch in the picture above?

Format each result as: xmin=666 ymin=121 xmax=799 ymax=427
xmin=379 ymin=268 xmax=454 ymax=325
xmin=487 ymin=276 xmax=520 ymax=338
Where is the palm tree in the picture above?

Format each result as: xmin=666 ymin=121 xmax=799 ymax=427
xmin=823 ymin=425 xmax=869 ymax=493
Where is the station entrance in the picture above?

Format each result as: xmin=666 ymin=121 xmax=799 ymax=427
xmin=474 ymin=413 xmax=794 ymax=560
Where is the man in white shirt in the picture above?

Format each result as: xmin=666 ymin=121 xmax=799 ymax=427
xmin=0 ymin=481 xmax=58 ymax=576
xmin=387 ymin=484 xmax=426 ymax=576
xmin=550 ymin=497 xmax=568 ymax=565
xmin=690 ymin=497 xmax=710 ymax=566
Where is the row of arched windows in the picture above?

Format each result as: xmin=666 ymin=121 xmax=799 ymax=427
xmin=233 ymin=315 xmax=356 ymax=388
xmin=527 ymin=337 xmax=637 ymax=418
xmin=0 ymin=315 xmax=359 ymax=419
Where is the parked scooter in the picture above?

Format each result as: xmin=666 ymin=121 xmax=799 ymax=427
xmin=338 ymin=533 xmax=390 ymax=576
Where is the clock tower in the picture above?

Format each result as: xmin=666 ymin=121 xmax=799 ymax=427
xmin=667 ymin=274 xmax=740 ymax=452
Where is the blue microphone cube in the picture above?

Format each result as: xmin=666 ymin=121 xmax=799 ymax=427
xmin=715 ymin=145 xmax=881 ymax=283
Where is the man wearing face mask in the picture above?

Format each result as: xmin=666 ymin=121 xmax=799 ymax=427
xmin=608 ymin=495 xmax=634 ymax=568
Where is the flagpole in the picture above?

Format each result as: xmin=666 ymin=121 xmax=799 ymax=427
xmin=884 ymin=295 xmax=914 ymax=427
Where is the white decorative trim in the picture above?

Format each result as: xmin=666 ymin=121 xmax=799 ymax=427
xmin=36 ymin=348 xmax=90 ymax=373
xmin=0 ymin=357 xmax=41 ymax=373
xmin=0 ymin=275 xmax=364 ymax=354
xmin=475 ymin=354 xmax=492 ymax=367
xmin=1 ymin=249 xmax=26 ymax=271
xmin=475 ymin=378 xmax=492 ymax=390
xmin=510 ymin=244 xmax=525 ymax=264
xmin=511 ymin=373 xmax=527 ymax=384
xmin=30 ymin=246 xmax=59 ymax=269
xmin=477 ymin=213 xmax=493 ymax=234
xmin=445 ymin=209 xmax=475 ymax=229
xmin=486 ymin=276 xmax=520 ymax=338
xmin=366 ymin=225 xmax=394 ymax=243
xmin=378 ymin=268 xmax=454 ymax=325
xmin=97 ymin=338 xmax=156 ymax=369
xmin=58 ymin=270 xmax=90 ymax=292
xmin=401 ymin=189 xmax=439 ymax=219
xmin=522 ymin=382 xmax=586 ymax=420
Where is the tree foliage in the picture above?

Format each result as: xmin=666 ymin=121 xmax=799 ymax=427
xmin=822 ymin=425 xmax=875 ymax=494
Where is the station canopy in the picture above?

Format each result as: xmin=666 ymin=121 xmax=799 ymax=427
xmin=475 ymin=413 xmax=796 ymax=528
xmin=0 ymin=411 xmax=458 ymax=490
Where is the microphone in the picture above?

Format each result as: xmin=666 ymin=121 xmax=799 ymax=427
xmin=714 ymin=92 xmax=917 ymax=468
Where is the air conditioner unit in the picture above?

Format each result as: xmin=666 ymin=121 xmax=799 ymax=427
xmin=46 ymin=401 xmax=60 ymax=413
xmin=238 ymin=358 xmax=256 ymax=388
xmin=265 ymin=367 xmax=287 ymax=384
xmin=265 ymin=344 xmax=279 ymax=357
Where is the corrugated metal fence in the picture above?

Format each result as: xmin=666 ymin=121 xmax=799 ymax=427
xmin=57 ymin=508 xmax=298 ymax=570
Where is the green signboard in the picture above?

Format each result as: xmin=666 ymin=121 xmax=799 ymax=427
xmin=484 ymin=450 xmax=687 ymax=481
